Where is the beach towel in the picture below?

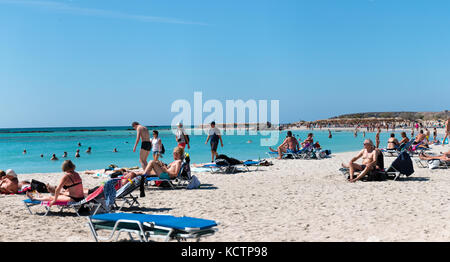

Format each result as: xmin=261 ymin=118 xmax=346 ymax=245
xmin=103 ymin=179 xmax=119 ymax=211
xmin=187 ymin=175 xmax=201 ymax=190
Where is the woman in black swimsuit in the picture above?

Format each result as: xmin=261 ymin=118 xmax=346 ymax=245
xmin=26 ymin=160 xmax=85 ymax=205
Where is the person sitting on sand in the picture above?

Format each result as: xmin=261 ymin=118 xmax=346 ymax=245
xmin=341 ymin=139 xmax=378 ymax=183
xmin=26 ymin=160 xmax=85 ymax=205
xmin=140 ymin=147 xmax=184 ymax=179
xmin=419 ymin=151 xmax=450 ymax=162
xmin=51 ymin=154 xmax=58 ymax=161
xmin=387 ymin=133 xmax=399 ymax=150
xmin=269 ymin=131 xmax=299 ymax=160
xmin=0 ymin=169 xmax=19 ymax=194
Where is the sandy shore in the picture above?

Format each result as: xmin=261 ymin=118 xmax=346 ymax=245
xmin=1 ymin=144 xmax=449 ymax=242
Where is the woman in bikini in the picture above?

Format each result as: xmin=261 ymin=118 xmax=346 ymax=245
xmin=26 ymin=160 xmax=85 ymax=205
xmin=387 ymin=133 xmax=399 ymax=150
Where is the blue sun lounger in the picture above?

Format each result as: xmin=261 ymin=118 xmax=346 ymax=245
xmin=87 ymin=212 xmax=219 ymax=242
xmin=202 ymin=160 xmax=261 ymax=174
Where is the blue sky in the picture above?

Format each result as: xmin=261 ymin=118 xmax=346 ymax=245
xmin=0 ymin=0 xmax=449 ymax=128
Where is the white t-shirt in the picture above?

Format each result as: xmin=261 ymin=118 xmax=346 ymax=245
xmin=176 ymin=128 xmax=186 ymax=143
xmin=151 ymin=137 xmax=161 ymax=152
xmin=209 ymin=127 xmax=221 ymax=136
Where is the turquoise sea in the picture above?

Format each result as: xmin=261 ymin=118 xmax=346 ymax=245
xmin=0 ymin=126 xmax=423 ymax=174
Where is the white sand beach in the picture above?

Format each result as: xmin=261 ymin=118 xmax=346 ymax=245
xmin=1 ymin=144 xmax=449 ymax=242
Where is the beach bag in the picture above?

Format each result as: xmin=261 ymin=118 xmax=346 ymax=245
xmin=365 ymin=171 xmax=387 ymax=182
xmin=154 ymin=180 xmax=172 ymax=188
xmin=187 ymin=175 xmax=201 ymax=190
xmin=428 ymin=160 xmax=441 ymax=169
xmin=30 ymin=179 xmax=49 ymax=193
xmin=161 ymin=144 xmax=165 ymax=154
xmin=216 ymin=154 xmax=242 ymax=165
xmin=318 ymin=151 xmax=327 ymax=159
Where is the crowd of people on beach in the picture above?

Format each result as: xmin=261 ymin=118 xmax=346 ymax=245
xmin=2 ymin=118 xmax=449 ymax=196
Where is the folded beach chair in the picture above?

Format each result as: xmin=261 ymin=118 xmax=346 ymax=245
xmin=23 ymin=186 xmax=104 ymax=217
xmin=87 ymin=212 xmax=219 ymax=242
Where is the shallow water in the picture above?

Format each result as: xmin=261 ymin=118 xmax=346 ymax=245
xmin=0 ymin=126 xmax=424 ymax=174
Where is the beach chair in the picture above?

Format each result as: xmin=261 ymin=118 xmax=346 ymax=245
xmin=86 ymin=212 xmax=219 ymax=242
xmin=23 ymin=186 xmax=104 ymax=216
xmin=146 ymin=160 xmax=192 ymax=189
xmin=339 ymin=150 xmax=386 ymax=181
xmin=267 ymin=150 xmax=300 ymax=159
xmin=415 ymin=158 xmax=449 ymax=169
xmin=114 ymin=175 xmax=146 ymax=211
xmin=382 ymin=139 xmax=414 ymax=157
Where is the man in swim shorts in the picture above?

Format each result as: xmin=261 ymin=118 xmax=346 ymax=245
xmin=205 ymin=121 xmax=223 ymax=162
xmin=132 ymin=121 xmax=151 ymax=169
xmin=342 ymin=139 xmax=378 ymax=182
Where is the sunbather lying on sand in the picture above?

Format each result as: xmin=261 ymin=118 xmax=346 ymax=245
xmin=0 ymin=170 xmax=19 ymax=194
xmin=341 ymin=139 xmax=378 ymax=183
xmin=138 ymin=147 xmax=184 ymax=179
xmin=419 ymin=151 xmax=450 ymax=162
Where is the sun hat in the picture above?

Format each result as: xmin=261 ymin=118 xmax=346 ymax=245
xmin=6 ymin=169 xmax=17 ymax=178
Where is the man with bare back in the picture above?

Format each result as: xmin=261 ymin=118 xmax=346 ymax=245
xmin=132 ymin=122 xmax=151 ymax=169
xmin=269 ymin=131 xmax=299 ymax=159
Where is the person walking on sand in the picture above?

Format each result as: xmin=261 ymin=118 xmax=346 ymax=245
xmin=132 ymin=122 xmax=151 ymax=169
xmin=205 ymin=121 xmax=223 ymax=162
xmin=375 ymin=127 xmax=381 ymax=148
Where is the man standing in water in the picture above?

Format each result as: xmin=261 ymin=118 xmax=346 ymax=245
xmin=132 ymin=122 xmax=151 ymax=169
xmin=205 ymin=121 xmax=223 ymax=162
xmin=375 ymin=127 xmax=381 ymax=148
